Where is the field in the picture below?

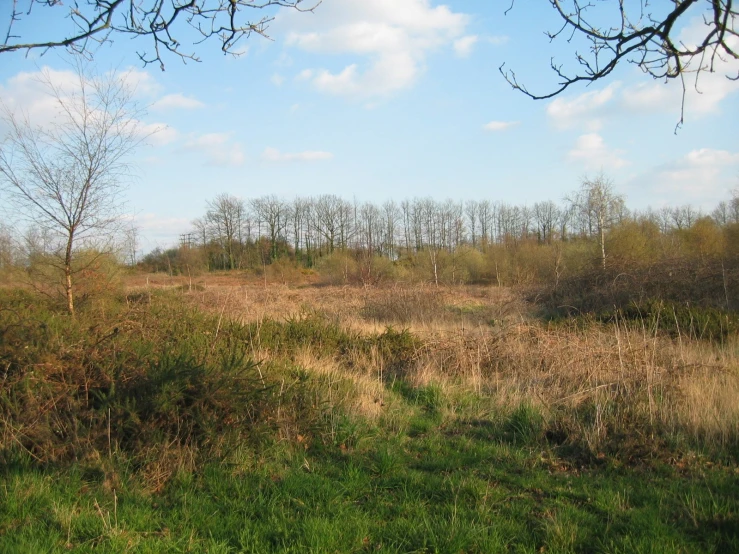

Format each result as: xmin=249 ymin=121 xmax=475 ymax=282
xmin=1 ymin=274 xmax=738 ymax=552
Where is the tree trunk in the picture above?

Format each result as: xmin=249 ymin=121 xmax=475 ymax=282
xmin=599 ymin=214 xmax=606 ymax=270
xmin=64 ymin=234 xmax=75 ymax=316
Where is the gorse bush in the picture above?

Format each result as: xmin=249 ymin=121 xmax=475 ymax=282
xmin=0 ymin=289 xmax=425 ymax=480
xmin=609 ymin=300 xmax=739 ymax=342
xmin=0 ymin=291 xmax=343 ymax=476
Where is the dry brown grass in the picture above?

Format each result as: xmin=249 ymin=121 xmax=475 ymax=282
xmin=125 ymin=273 xmax=739 ymax=457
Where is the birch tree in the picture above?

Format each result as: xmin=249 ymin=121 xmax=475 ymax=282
xmin=0 ymin=63 xmax=145 ymax=315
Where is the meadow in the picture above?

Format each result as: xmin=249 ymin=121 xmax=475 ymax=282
xmin=1 ymin=273 xmax=738 ymax=552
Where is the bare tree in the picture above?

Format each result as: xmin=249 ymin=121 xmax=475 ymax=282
xmin=1 ymin=1 xmax=317 ymax=69
xmin=0 ymin=223 xmax=18 ymax=270
xmin=568 ymin=175 xmax=626 ymax=270
xmin=731 ymin=188 xmax=739 ymax=223
xmin=250 ymin=195 xmax=287 ymax=260
xmin=381 ymin=200 xmax=400 ymax=259
xmin=313 ymin=194 xmax=344 ymax=254
xmin=501 ymin=0 xmax=737 ymax=124
xmin=123 ymin=223 xmax=140 ymax=266
xmin=534 ymin=201 xmax=560 ymax=243
xmin=0 ymin=63 xmax=145 ymax=315
xmin=206 ymin=193 xmax=245 ymax=270
xmin=671 ymin=204 xmax=700 ymax=230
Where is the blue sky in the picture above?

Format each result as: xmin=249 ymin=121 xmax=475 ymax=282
xmin=1 ymin=0 xmax=737 ymax=251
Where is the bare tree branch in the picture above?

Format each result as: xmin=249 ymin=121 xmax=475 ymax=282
xmin=501 ymin=0 xmax=738 ymax=103
xmin=1 ymin=0 xmax=319 ymax=70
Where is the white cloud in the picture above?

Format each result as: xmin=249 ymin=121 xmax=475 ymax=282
xmin=0 ymin=66 xmax=175 ymax=149
xmin=0 ymin=67 xmax=87 ymax=127
xmin=483 ymin=120 xmax=519 ymax=131
xmin=151 ymin=93 xmax=204 ymax=110
xmin=279 ymin=0 xmax=469 ymax=99
xmin=574 ymin=18 xmax=738 ymax=123
xmin=567 ymin=133 xmax=628 ymax=170
xmin=128 ymin=213 xmax=192 ymax=250
xmin=547 ymin=83 xmax=620 ymax=130
xmin=115 ymin=67 xmax=163 ymax=97
xmin=140 ymin=123 xmax=179 ymax=146
xmin=262 ymin=147 xmax=333 ymax=162
xmin=183 ymin=132 xmax=245 ymax=167
xmin=485 ymin=35 xmax=509 ymax=45
xmin=296 ymin=69 xmax=314 ymax=81
xmin=619 ymin=82 xmax=673 ymax=113
xmin=271 ymin=73 xmax=286 ymax=86
xmin=636 ymin=148 xmax=739 ymax=207
xmin=454 ymin=35 xmax=478 ymax=58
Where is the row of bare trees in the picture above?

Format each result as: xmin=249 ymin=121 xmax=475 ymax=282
xmin=185 ymin=178 xmax=738 ymax=273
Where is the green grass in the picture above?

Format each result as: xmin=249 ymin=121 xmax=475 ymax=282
xmin=2 ymin=412 xmax=738 ymax=553
xmin=1 ymin=288 xmax=738 ymax=553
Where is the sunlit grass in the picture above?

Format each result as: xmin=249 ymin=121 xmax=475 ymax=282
xmin=1 ymin=283 xmax=738 ymax=552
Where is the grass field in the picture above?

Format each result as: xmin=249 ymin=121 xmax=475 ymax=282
xmin=1 ymin=275 xmax=738 ymax=552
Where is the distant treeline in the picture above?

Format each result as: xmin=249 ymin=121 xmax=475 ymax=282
xmin=137 ymin=180 xmax=739 ymax=291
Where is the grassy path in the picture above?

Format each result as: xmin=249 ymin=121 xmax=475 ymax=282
xmin=2 ymin=413 xmax=738 ymax=553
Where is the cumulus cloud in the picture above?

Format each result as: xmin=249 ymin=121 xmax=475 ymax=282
xmin=151 ymin=93 xmax=204 ymax=110
xmin=567 ymin=133 xmax=628 ymax=170
xmin=550 ymin=18 xmax=738 ymax=127
xmin=483 ymin=120 xmax=519 ymax=131
xmin=183 ymin=132 xmax=245 ymax=167
xmin=0 ymin=67 xmax=89 ymax=128
xmin=114 ymin=67 xmax=163 ymax=97
xmin=633 ymin=148 xmax=739 ymax=207
xmin=262 ymin=147 xmax=333 ymax=162
xmin=0 ymin=66 xmax=181 ymax=152
xmin=126 ymin=213 xmax=192 ymax=250
xmin=659 ymin=148 xmax=739 ymax=191
xmin=139 ymin=123 xmax=179 ymax=146
xmin=454 ymin=35 xmax=478 ymax=57
xmin=279 ymin=0 xmax=469 ymax=99
xmin=547 ymin=83 xmax=620 ymax=130
xmin=485 ymin=35 xmax=509 ymax=45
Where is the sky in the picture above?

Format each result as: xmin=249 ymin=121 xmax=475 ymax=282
xmin=0 ymin=0 xmax=737 ymax=252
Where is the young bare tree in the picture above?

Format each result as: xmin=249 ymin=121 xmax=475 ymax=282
xmin=567 ymin=175 xmax=626 ymax=270
xmin=0 ymin=63 xmax=146 ymax=315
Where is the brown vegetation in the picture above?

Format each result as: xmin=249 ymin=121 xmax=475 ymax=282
xmin=125 ymin=275 xmax=739 ymax=462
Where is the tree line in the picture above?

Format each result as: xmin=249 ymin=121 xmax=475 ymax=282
xmin=138 ymin=177 xmax=739 ymax=287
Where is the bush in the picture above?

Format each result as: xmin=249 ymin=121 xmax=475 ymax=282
xmin=609 ymin=300 xmax=739 ymax=342
xmin=0 ymin=292 xmax=337 ymax=478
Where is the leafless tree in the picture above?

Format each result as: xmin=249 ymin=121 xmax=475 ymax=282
xmin=288 ymin=196 xmax=310 ymax=261
xmin=0 ymin=63 xmax=145 ymax=315
xmin=501 ymin=0 xmax=737 ymax=124
xmin=381 ymin=200 xmax=400 ymax=259
xmin=731 ymin=188 xmax=739 ymax=223
xmin=313 ymin=194 xmax=344 ymax=254
xmin=534 ymin=201 xmax=560 ymax=243
xmin=123 ymin=223 xmax=140 ymax=266
xmin=206 ymin=193 xmax=245 ymax=270
xmin=567 ymin=174 xmax=625 ymax=270
xmin=251 ymin=195 xmax=287 ymax=259
xmin=671 ymin=204 xmax=700 ymax=230
xmin=464 ymin=200 xmax=478 ymax=248
xmin=1 ymin=0 xmax=318 ymax=70
xmin=477 ymin=200 xmax=494 ymax=249
xmin=0 ymin=223 xmax=18 ymax=270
